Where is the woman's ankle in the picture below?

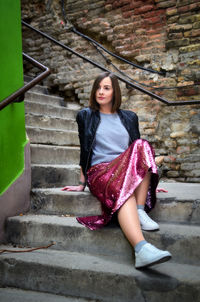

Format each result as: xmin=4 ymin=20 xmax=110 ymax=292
xmin=134 ymin=240 xmax=147 ymax=253
xmin=137 ymin=205 xmax=144 ymax=210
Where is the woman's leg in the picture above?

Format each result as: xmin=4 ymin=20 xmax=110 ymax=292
xmin=117 ymin=194 xmax=145 ymax=247
xmin=134 ymin=171 xmax=151 ymax=206
xmin=117 ymin=191 xmax=172 ymax=269
xmin=134 ymin=171 xmax=159 ymax=231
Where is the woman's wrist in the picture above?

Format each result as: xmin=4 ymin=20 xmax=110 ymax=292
xmin=79 ymin=180 xmax=86 ymax=187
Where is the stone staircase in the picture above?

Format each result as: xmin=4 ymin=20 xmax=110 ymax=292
xmin=0 ymin=85 xmax=200 ymax=302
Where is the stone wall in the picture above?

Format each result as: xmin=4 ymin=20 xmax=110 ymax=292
xmin=21 ymin=0 xmax=200 ymax=182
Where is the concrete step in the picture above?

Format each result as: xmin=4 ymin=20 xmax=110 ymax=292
xmin=30 ymin=182 xmax=200 ymax=224
xmin=26 ymin=83 xmax=49 ymax=95
xmin=0 ymin=247 xmax=199 ymax=302
xmin=30 ymin=189 xmax=101 ymax=216
xmin=30 ymin=144 xmax=80 ymax=165
xmin=27 ymin=127 xmax=79 ymax=146
xmin=6 ymin=215 xmax=200 ymax=265
xmin=0 ymin=288 xmax=95 ymax=302
xmin=152 ymin=182 xmax=200 ymax=224
xmin=25 ymin=101 xmax=78 ymax=119
xmin=25 ymin=90 xmax=81 ymax=110
xmin=25 ymin=91 xmax=64 ymax=106
xmin=26 ymin=113 xmax=78 ymax=131
xmin=31 ymin=164 xmax=80 ymax=188
xmin=24 ymin=76 xmax=49 ymax=95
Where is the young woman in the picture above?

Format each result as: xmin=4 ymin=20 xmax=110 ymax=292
xmin=62 ymin=72 xmax=171 ymax=269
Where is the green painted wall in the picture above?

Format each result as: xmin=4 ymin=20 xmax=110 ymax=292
xmin=0 ymin=0 xmax=27 ymax=195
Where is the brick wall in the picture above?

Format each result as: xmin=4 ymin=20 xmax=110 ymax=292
xmin=21 ymin=0 xmax=200 ymax=182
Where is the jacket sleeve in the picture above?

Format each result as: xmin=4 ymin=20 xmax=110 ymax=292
xmin=76 ymin=110 xmax=85 ymax=168
xmin=134 ymin=113 xmax=140 ymax=139
xmin=127 ymin=110 xmax=140 ymax=141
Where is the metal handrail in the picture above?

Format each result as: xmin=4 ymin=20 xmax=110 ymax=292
xmin=0 ymin=52 xmax=50 ymax=111
xmin=22 ymin=21 xmax=200 ymax=106
xmin=71 ymin=27 xmax=166 ymax=76
xmin=60 ymin=0 xmax=165 ymax=76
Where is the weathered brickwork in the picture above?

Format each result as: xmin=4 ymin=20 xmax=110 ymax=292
xmin=21 ymin=0 xmax=200 ymax=182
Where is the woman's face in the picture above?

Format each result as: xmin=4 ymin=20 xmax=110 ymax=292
xmin=95 ymin=77 xmax=113 ymax=109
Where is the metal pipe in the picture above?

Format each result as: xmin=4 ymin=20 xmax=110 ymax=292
xmin=22 ymin=21 xmax=200 ymax=106
xmin=0 ymin=53 xmax=50 ymax=111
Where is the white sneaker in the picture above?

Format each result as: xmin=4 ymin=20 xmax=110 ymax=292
xmin=135 ymin=243 xmax=172 ymax=269
xmin=138 ymin=209 xmax=159 ymax=231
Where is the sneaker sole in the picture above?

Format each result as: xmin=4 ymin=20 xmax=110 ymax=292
xmin=135 ymin=255 xmax=172 ymax=269
xmin=141 ymin=227 xmax=159 ymax=231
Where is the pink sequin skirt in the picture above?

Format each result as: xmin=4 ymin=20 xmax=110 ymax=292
xmin=77 ymin=139 xmax=159 ymax=230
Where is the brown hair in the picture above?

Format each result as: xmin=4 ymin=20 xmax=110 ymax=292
xmin=89 ymin=72 xmax=121 ymax=113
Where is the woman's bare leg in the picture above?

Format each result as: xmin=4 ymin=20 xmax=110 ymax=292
xmin=134 ymin=171 xmax=151 ymax=206
xmin=117 ymin=194 xmax=145 ymax=247
xmin=134 ymin=171 xmax=159 ymax=231
xmin=117 ymin=189 xmax=171 ymax=269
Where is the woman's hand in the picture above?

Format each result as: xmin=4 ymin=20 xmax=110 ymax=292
xmin=61 ymin=185 xmax=85 ymax=192
xmin=62 ymin=168 xmax=86 ymax=192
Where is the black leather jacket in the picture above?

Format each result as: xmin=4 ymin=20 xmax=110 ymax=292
xmin=76 ymin=107 xmax=140 ymax=177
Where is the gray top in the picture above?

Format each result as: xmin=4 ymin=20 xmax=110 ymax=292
xmin=91 ymin=112 xmax=130 ymax=166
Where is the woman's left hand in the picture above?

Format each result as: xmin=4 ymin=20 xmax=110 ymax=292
xmin=156 ymin=188 xmax=168 ymax=193
xmin=61 ymin=185 xmax=85 ymax=192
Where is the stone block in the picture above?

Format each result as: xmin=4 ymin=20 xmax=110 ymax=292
xmin=135 ymin=54 xmax=151 ymax=63
xmin=134 ymin=5 xmax=155 ymax=15
xmin=168 ymin=32 xmax=183 ymax=39
xmin=177 ymin=5 xmax=190 ymax=14
xmin=176 ymin=146 xmax=190 ymax=154
xmin=130 ymin=1 xmax=143 ymax=10
xmin=184 ymin=169 xmax=200 ymax=177
xmin=191 ymin=114 xmax=200 ymax=134
xmin=144 ymin=128 xmax=156 ymax=135
xmin=181 ymin=162 xmax=200 ymax=170
xmin=179 ymin=14 xmax=200 ymax=25
xmin=177 ymin=138 xmax=194 ymax=146
xmin=184 ymin=28 xmax=200 ymax=38
xmin=190 ymin=2 xmax=200 ymax=11
xmin=105 ymin=4 xmax=112 ymax=11
xmin=145 ymin=16 xmax=163 ymax=25
xmin=156 ymin=0 xmax=176 ymax=8
xmin=190 ymin=36 xmax=200 ymax=44
xmin=168 ymin=24 xmax=192 ymax=33
xmin=121 ymin=3 xmax=131 ymax=13
xmin=166 ymin=38 xmax=190 ymax=49
xmin=193 ymin=21 xmax=200 ymax=29
xmin=167 ymin=171 xmax=180 ymax=177
xmin=164 ymin=140 xmax=177 ymax=148
xmin=122 ymin=11 xmax=133 ymax=19
xmin=170 ymin=131 xmax=186 ymax=138
xmin=171 ymin=122 xmax=190 ymax=132
xmin=166 ymin=7 xmax=178 ymax=16
xmin=179 ymin=43 xmax=200 ymax=53
xmin=167 ymin=15 xmax=179 ymax=24
xmin=187 ymin=177 xmax=200 ymax=183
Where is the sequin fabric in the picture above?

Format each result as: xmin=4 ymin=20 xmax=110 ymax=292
xmin=77 ymin=139 xmax=159 ymax=230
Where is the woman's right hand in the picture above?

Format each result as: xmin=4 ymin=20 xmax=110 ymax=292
xmin=61 ymin=185 xmax=85 ymax=192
